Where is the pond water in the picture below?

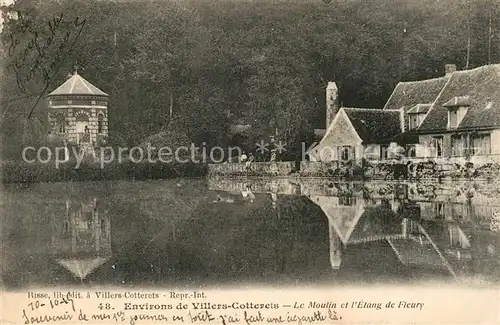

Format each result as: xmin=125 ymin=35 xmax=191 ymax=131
xmin=1 ymin=178 xmax=499 ymax=289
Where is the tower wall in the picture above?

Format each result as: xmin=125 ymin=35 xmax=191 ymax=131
xmin=47 ymin=95 xmax=108 ymax=146
xmin=326 ymin=82 xmax=339 ymax=129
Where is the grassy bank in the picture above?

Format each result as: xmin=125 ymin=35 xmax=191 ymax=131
xmin=1 ymin=160 xmax=208 ymax=183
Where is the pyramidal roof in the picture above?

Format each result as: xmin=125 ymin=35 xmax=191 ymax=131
xmin=48 ymin=72 xmax=108 ymax=97
xmin=58 ymin=257 xmax=109 ymax=279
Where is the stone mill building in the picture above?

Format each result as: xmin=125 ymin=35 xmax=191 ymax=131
xmin=46 ymin=69 xmax=109 ymax=150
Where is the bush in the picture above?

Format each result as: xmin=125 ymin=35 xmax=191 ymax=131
xmin=1 ymin=161 xmax=207 ymax=183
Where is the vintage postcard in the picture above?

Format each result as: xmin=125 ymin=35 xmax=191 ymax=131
xmin=1 ymin=0 xmax=499 ymax=324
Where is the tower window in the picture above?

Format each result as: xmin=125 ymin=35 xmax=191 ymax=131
xmin=56 ymin=115 xmax=66 ymax=133
xmin=97 ymin=113 xmax=104 ymax=133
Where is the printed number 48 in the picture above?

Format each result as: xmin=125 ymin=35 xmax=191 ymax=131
xmin=98 ymin=303 xmax=112 ymax=310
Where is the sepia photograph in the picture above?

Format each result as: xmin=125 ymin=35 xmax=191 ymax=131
xmin=1 ymin=0 xmax=499 ymax=324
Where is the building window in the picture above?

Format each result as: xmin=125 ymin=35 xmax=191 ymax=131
xmin=471 ymin=133 xmax=491 ymax=155
xmin=434 ymin=203 xmax=445 ymax=219
xmin=340 ymin=146 xmax=353 ymax=161
xmin=406 ymin=144 xmax=416 ymax=157
xmin=449 ymin=109 xmax=458 ymax=128
xmin=448 ymin=107 xmax=467 ymax=129
xmin=339 ymin=195 xmax=354 ymax=206
xmin=431 ymin=136 xmax=443 ymax=157
xmin=380 ymin=145 xmax=389 ymax=160
xmin=97 ymin=114 xmax=104 ymax=133
xmin=56 ymin=115 xmax=66 ymax=133
xmin=451 ymin=135 xmax=465 ymax=156
xmin=409 ymin=115 xmax=419 ymax=130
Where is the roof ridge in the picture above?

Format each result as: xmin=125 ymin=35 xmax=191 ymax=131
xmin=399 ymin=76 xmax=448 ymax=85
xmin=344 ymin=107 xmax=400 ymax=114
xmin=409 ymin=103 xmax=432 ymax=108
xmin=70 ymin=75 xmax=77 ymax=93
xmin=80 ymin=76 xmax=94 ymax=93
xmin=454 ymin=63 xmax=500 ymax=74
xmin=382 ymin=82 xmax=402 ymax=110
xmin=342 ymin=107 xmax=379 ymax=111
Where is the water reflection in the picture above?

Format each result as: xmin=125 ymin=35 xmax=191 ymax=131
xmin=208 ymin=178 xmax=500 ymax=284
xmin=1 ymin=192 xmax=112 ymax=288
xmin=1 ymin=179 xmax=499 ymax=288
xmin=55 ymin=198 xmax=112 ymax=280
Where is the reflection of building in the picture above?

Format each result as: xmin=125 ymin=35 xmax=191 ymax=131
xmin=308 ymin=193 xmax=459 ymax=277
xmin=209 ymin=177 xmax=500 ymax=281
xmin=415 ymin=198 xmax=500 ymax=268
xmin=47 ymin=69 xmax=109 ymax=152
xmin=207 ymin=177 xmax=352 ymax=198
xmin=51 ymin=198 xmax=111 ymax=280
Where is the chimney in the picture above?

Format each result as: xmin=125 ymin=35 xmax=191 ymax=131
xmin=326 ymin=81 xmax=339 ymax=128
xmin=329 ymin=223 xmax=342 ymax=270
xmin=399 ymin=107 xmax=405 ymax=133
xmin=445 ymin=64 xmax=456 ymax=76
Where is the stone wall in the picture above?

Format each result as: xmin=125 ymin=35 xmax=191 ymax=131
xmin=360 ymin=157 xmax=500 ymax=181
xmin=207 ymin=161 xmax=295 ymax=177
xmin=47 ymin=100 xmax=108 ymax=146
xmin=207 ymin=177 xmax=298 ymax=194
xmin=299 ymin=161 xmax=339 ymax=177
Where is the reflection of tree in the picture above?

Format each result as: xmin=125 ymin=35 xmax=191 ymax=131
xmin=357 ymin=205 xmax=401 ymax=236
xmin=129 ymin=194 xmax=328 ymax=285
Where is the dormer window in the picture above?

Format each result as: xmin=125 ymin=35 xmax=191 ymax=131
xmin=409 ymin=115 xmax=419 ymax=130
xmin=443 ymin=96 xmax=470 ymax=129
xmin=406 ymin=104 xmax=430 ymax=130
xmin=449 ymin=108 xmax=457 ymax=127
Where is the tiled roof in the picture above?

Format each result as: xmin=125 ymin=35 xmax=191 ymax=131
xmin=383 ymin=77 xmax=448 ymax=112
xmin=387 ymin=238 xmax=446 ymax=268
xmin=343 ymin=108 xmax=402 ymax=143
xmin=419 ymin=64 xmax=500 ymax=131
xmin=407 ymin=104 xmax=431 ymax=115
xmin=383 ymin=76 xmax=448 ymax=130
xmin=389 ymin=129 xmax=419 ymax=144
xmin=348 ymin=205 xmax=402 ymax=244
xmin=48 ymin=72 xmax=108 ymax=97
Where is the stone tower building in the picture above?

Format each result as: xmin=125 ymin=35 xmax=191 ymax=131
xmin=325 ymin=81 xmax=339 ymax=129
xmin=47 ymin=70 xmax=109 ymax=148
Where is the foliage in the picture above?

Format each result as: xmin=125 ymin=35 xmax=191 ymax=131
xmin=2 ymin=0 xmax=500 ymax=161
xmin=1 ymin=160 xmax=207 ymax=183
